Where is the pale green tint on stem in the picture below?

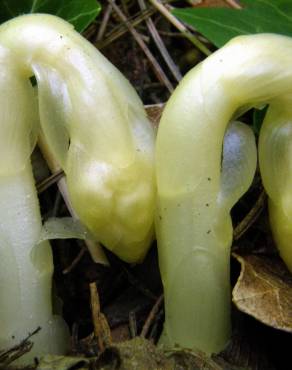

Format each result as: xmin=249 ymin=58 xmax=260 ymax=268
xmin=0 ymin=14 xmax=155 ymax=363
xmin=0 ymin=47 xmax=37 ymax=175
xmin=0 ymin=14 xmax=155 ymax=263
xmin=156 ymin=33 xmax=292 ymax=354
xmin=0 ymin=50 xmax=68 ymax=363
xmin=157 ymin=121 xmax=256 ymax=354
xmin=259 ymin=97 xmax=292 ymax=272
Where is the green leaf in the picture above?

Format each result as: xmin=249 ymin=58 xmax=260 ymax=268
xmin=173 ymin=0 xmax=292 ymax=48
xmin=0 ymin=0 xmax=101 ymax=32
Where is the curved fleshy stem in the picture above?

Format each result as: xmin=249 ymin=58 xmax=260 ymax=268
xmin=0 ymin=14 xmax=155 ymax=363
xmin=0 ymin=48 xmax=69 ymax=363
xmin=0 ymin=14 xmax=155 ymax=263
xmin=259 ymin=97 xmax=292 ymax=272
xmin=156 ymin=33 xmax=292 ymax=354
xmin=157 ymin=120 xmax=256 ymax=354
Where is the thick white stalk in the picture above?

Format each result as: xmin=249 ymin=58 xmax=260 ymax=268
xmin=0 ymin=49 xmax=68 ymax=363
xmin=258 ymin=96 xmax=292 ymax=272
xmin=156 ymin=33 xmax=292 ymax=354
xmin=0 ymin=14 xmax=156 ymax=362
xmin=0 ymin=164 xmax=68 ymax=363
xmin=157 ymin=121 xmax=256 ymax=354
xmin=157 ymin=193 xmax=232 ymax=352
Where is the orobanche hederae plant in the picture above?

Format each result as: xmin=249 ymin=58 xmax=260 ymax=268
xmin=2 ymin=11 xmax=292 ymax=367
xmin=0 ymin=14 xmax=155 ymax=364
xmin=155 ymin=33 xmax=292 ymax=355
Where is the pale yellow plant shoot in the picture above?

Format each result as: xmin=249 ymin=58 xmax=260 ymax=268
xmin=156 ymin=33 xmax=292 ymax=354
xmin=0 ymin=14 xmax=155 ymax=363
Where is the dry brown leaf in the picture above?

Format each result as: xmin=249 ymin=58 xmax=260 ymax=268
xmin=232 ymin=253 xmax=292 ymax=332
xmin=145 ymin=103 xmax=164 ymax=131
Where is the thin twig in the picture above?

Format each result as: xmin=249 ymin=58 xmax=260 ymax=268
xmin=70 ymin=323 xmax=79 ymax=354
xmin=140 ymin=294 xmax=164 ymax=338
xmin=122 ymin=266 xmax=157 ymax=300
xmin=62 ymin=245 xmax=87 ymax=274
xmin=83 ymin=22 xmax=98 ymax=39
xmin=52 ymin=190 xmax=62 ymax=217
xmin=233 ymin=190 xmax=267 ymax=241
xmin=96 ymin=4 xmax=113 ymax=41
xmin=90 ymin=282 xmax=105 ymax=352
xmin=89 ymin=282 xmax=112 ymax=352
xmin=36 ymin=169 xmax=64 ymax=194
xmin=155 ymin=30 xmax=185 ymax=37
xmin=225 ymin=0 xmax=242 ymax=9
xmin=0 ymin=327 xmax=41 ymax=366
xmin=129 ymin=311 xmax=137 ymax=338
xmin=98 ymin=7 xmax=156 ymax=49
xmin=149 ymin=0 xmax=211 ymax=56
xmin=149 ymin=308 xmax=164 ymax=341
xmin=138 ymin=0 xmax=182 ymax=82
xmin=107 ymin=0 xmax=174 ymax=92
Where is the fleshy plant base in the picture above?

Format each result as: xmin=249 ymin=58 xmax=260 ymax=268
xmin=157 ymin=195 xmax=232 ymax=353
xmin=156 ymin=121 xmax=256 ymax=354
xmin=0 ymin=12 xmax=156 ymax=363
xmin=156 ymin=33 xmax=292 ymax=354
xmin=0 ymin=164 xmax=69 ymax=363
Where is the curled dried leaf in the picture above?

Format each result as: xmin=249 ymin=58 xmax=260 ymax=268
xmin=145 ymin=103 xmax=165 ymax=131
xmin=232 ymin=253 xmax=292 ymax=332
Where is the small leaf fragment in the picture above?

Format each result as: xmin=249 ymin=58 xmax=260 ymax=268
xmin=36 ymin=355 xmax=89 ymax=370
xmin=145 ymin=103 xmax=164 ymax=131
xmin=232 ymin=253 xmax=292 ymax=332
xmin=39 ymin=217 xmax=90 ymax=242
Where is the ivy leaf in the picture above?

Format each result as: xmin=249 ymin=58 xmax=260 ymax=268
xmin=0 ymin=0 xmax=101 ymax=32
xmin=173 ymin=0 xmax=292 ymax=48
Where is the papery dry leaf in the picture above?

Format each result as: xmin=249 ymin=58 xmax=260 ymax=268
xmin=145 ymin=103 xmax=164 ymax=131
xmin=232 ymin=253 xmax=292 ymax=332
